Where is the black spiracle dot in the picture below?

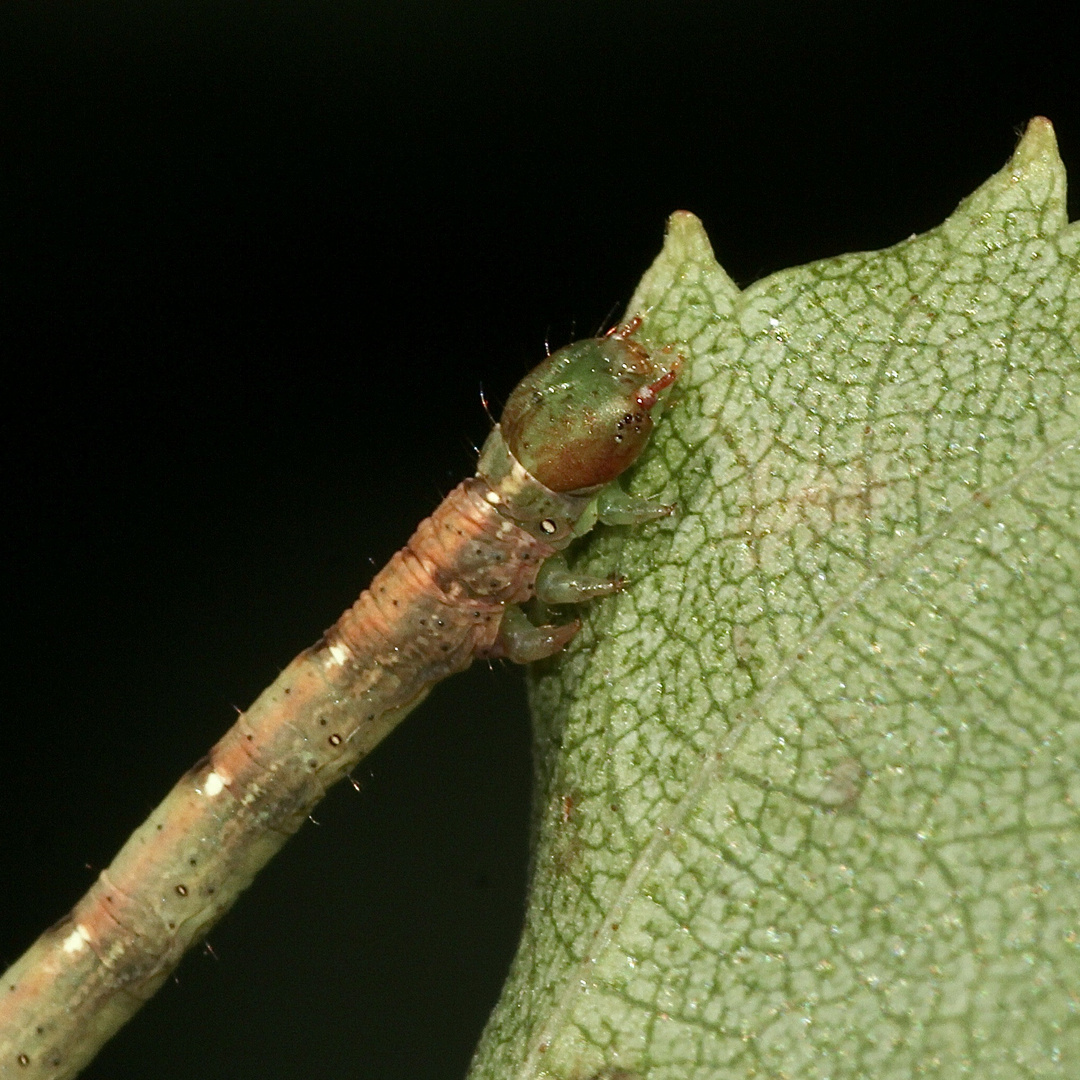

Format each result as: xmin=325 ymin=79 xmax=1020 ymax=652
xmin=328 ymin=733 xmax=342 ymax=747
xmin=18 ymin=1054 xmax=30 ymax=1066
xmin=175 ymin=884 xmax=188 ymax=897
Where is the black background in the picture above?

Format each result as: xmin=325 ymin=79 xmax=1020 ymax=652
xmin=1 ymin=3 xmax=1076 ymax=1078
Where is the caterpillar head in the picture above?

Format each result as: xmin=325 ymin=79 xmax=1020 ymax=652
xmin=500 ymin=322 xmax=679 ymax=493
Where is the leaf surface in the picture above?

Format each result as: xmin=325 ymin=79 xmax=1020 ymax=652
xmin=469 ymin=118 xmax=1080 ymax=1080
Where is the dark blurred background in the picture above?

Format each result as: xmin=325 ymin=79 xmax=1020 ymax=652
xmin=0 ymin=3 xmax=1076 ymax=1077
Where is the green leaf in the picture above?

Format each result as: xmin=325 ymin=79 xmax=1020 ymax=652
xmin=468 ymin=118 xmax=1080 ymax=1080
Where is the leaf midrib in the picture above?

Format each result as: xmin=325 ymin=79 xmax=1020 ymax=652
xmin=515 ymin=415 xmax=1078 ymax=1079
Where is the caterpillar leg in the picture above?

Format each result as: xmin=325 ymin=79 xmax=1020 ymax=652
xmin=492 ymin=604 xmax=580 ymax=664
xmin=596 ymin=483 xmax=675 ymax=526
xmin=534 ymin=553 xmax=625 ymax=605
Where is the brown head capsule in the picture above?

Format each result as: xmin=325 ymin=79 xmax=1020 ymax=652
xmin=500 ymin=322 xmax=679 ymax=493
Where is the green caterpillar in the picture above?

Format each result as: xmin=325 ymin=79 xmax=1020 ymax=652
xmin=0 ymin=320 xmax=679 ymax=1080
xmin=322 ymin=317 xmax=680 ymax=684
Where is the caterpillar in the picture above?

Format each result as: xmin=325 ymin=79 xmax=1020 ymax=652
xmin=317 ymin=317 xmax=680 ymax=723
xmin=0 ymin=319 xmax=679 ymax=1080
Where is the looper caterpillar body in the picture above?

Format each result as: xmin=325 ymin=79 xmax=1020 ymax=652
xmin=0 ymin=320 xmax=678 ymax=1080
